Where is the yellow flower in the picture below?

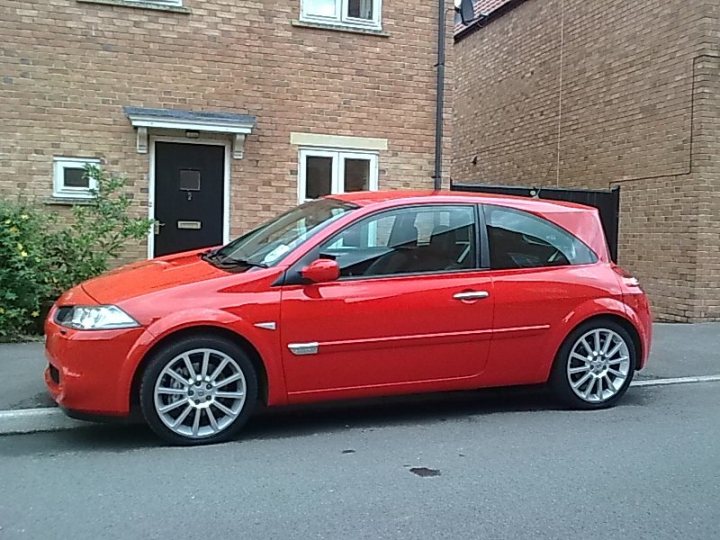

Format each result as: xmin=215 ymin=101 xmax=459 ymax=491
xmin=20 ymin=250 xmax=28 ymax=258
xmin=9 ymin=227 xmax=18 ymax=234
xmin=20 ymin=214 xmax=29 ymax=220
xmin=3 ymin=219 xmax=10 ymax=225
xmin=0 ymin=307 xmax=5 ymax=314
xmin=16 ymin=242 xmax=24 ymax=251
xmin=31 ymin=310 xmax=40 ymax=317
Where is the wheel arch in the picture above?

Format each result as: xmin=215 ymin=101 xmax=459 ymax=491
xmin=129 ymin=325 xmax=270 ymax=412
xmin=555 ymin=313 xmax=643 ymax=372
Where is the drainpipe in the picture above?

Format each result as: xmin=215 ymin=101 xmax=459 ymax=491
xmin=433 ymin=0 xmax=446 ymax=191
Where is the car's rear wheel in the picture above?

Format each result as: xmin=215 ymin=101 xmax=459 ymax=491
xmin=139 ymin=335 xmax=258 ymax=445
xmin=550 ymin=320 xmax=636 ymax=409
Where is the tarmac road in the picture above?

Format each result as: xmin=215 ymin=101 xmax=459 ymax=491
xmin=0 ymin=381 xmax=719 ymax=539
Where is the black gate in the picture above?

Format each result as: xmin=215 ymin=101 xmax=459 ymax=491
xmin=451 ymin=183 xmax=621 ymax=262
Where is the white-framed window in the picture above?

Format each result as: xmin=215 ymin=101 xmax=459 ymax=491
xmin=52 ymin=157 xmax=100 ymax=199
xmin=301 ymin=0 xmax=382 ymax=30
xmin=298 ymin=148 xmax=379 ymax=203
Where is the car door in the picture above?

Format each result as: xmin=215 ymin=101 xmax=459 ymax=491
xmin=279 ymin=204 xmax=495 ymax=401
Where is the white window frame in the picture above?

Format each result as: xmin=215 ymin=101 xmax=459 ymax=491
xmin=300 ymin=0 xmax=382 ymax=30
xmin=298 ymin=148 xmax=379 ymax=203
xmin=52 ymin=157 xmax=100 ymax=199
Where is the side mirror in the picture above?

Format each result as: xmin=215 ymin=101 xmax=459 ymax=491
xmin=301 ymin=259 xmax=340 ymax=284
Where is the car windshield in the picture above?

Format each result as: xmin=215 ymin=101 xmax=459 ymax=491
xmin=210 ymin=198 xmax=357 ymax=268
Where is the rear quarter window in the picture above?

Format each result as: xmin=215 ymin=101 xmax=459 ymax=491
xmin=483 ymin=205 xmax=598 ymax=270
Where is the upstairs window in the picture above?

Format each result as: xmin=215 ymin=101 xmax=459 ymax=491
xmin=301 ymin=0 xmax=382 ymax=29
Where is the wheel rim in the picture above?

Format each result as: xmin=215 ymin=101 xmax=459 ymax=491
xmin=153 ymin=348 xmax=247 ymax=439
xmin=567 ymin=328 xmax=631 ymax=404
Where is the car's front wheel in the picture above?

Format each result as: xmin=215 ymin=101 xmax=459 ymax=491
xmin=139 ymin=335 xmax=258 ymax=445
xmin=550 ymin=320 xmax=636 ymax=409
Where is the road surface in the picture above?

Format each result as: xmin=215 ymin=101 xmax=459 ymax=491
xmin=0 ymin=381 xmax=718 ymax=539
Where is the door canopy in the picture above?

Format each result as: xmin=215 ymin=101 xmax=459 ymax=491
xmin=124 ymin=106 xmax=257 ymax=159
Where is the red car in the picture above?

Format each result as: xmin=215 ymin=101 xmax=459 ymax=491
xmin=45 ymin=191 xmax=652 ymax=445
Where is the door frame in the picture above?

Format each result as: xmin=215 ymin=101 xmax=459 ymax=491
xmin=147 ymin=136 xmax=232 ymax=259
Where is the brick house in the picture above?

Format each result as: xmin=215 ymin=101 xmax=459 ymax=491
xmin=453 ymin=0 xmax=720 ymax=321
xmin=1 ymin=0 xmax=453 ymax=260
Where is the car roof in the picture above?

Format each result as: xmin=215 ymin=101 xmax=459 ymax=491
xmin=328 ymin=190 xmax=594 ymax=213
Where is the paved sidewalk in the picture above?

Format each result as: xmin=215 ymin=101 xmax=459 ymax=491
xmin=2 ymin=341 xmax=53 ymax=411
xmin=1 ymin=323 xmax=718 ymax=412
xmin=640 ymin=323 xmax=720 ymax=379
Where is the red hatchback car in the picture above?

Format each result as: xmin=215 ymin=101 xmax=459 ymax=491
xmin=45 ymin=191 xmax=651 ymax=445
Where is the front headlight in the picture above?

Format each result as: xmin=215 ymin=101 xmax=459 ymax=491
xmin=63 ymin=305 xmax=140 ymax=330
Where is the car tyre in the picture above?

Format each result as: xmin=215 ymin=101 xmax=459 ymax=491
xmin=139 ymin=335 xmax=258 ymax=445
xmin=549 ymin=319 xmax=636 ymax=410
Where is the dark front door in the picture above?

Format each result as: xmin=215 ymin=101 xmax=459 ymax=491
xmin=154 ymin=142 xmax=225 ymax=257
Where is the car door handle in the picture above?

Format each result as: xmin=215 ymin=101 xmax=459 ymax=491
xmin=453 ymin=291 xmax=490 ymax=301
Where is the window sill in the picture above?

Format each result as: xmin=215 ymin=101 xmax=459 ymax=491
xmin=291 ymin=19 xmax=389 ymax=37
xmin=76 ymin=0 xmax=190 ymax=14
xmin=45 ymin=197 xmax=96 ymax=207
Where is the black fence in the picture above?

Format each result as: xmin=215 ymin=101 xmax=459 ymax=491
xmin=450 ymin=183 xmax=621 ymax=262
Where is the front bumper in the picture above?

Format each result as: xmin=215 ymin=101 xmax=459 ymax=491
xmin=44 ymin=311 xmax=145 ymax=417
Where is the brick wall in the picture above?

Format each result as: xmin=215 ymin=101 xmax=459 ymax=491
xmin=453 ymin=0 xmax=719 ymax=321
xmin=692 ymin=41 xmax=720 ymax=321
xmin=0 ymin=0 xmax=453 ymax=262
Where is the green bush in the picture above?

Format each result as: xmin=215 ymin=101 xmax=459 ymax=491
xmin=0 ymin=166 xmax=153 ymax=340
xmin=0 ymin=203 xmax=54 ymax=339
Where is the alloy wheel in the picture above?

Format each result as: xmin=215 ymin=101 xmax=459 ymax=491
xmin=153 ymin=348 xmax=247 ymax=439
xmin=566 ymin=328 xmax=631 ymax=404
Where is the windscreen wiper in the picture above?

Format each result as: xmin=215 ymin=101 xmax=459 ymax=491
xmin=215 ymin=255 xmax=268 ymax=268
xmin=200 ymin=249 xmax=268 ymax=268
xmin=200 ymin=249 xmax=221 ymax=264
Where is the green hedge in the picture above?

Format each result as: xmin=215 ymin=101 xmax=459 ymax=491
xmin=0 ymin=166 xmax=153 ymax=341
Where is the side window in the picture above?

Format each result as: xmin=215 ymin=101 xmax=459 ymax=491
xmin=319 ymin=205 xmax=477 ymax=278
xmin=484 ymin=205 xmax=597 ymax=270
